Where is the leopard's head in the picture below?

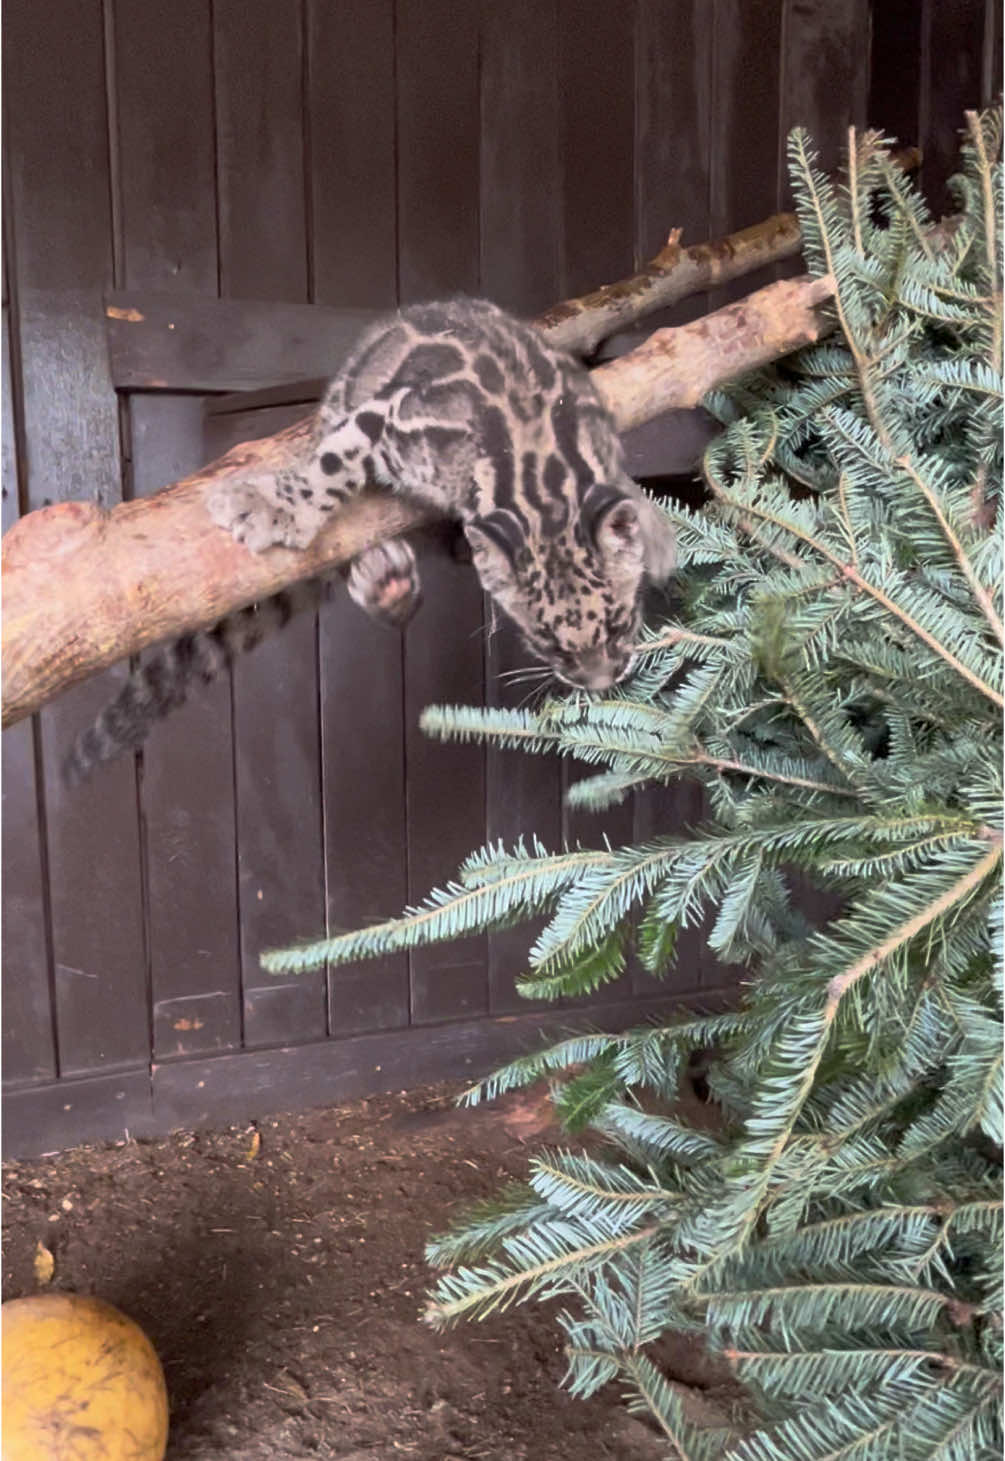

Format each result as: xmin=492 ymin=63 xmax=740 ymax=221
xmin=466 ymin=483 xmax=672 ymax=691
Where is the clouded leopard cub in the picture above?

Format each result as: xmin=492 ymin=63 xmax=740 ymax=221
xmin=64 ymin=298 xmax=675 ymax=785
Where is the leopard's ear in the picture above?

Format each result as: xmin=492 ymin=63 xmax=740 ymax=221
xmin=617 ymin=480 xmax=677 ymax=583
xmin=581 ymin=485 xmax=643 ymax=566
xmin=464 ymin=510 xmax=522 ymax=593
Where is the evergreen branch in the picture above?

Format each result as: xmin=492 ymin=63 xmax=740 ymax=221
xmin=904 ymin=1197 xmax=1005 ymax=1281
xmin=788 ymin=130 xmax=891 ymax=450
xmin=729 ymin=1389 xmax=906 ymax=1461
xmin=517 ymin=929 xmax=628 ymax=1000
xmin=748 ymin=1203 xmax=951 ymax=1271
xmin=710 ymin=482 xmax=1005 ymax=708
xmin=824 ymin=841 xmax=1002 ymax=1013
xmin=919 ymin=1370 xmax=1004 ymax=1460
xmin=635 ymin=626 xmax=736 ymax=654
xmin=310 ymin=116 xmax=1004 ymax=1455
xmin=965 ymin=109 xmax=1003 ymax=368
xmin=846 ymin=125 xmax=867 ymax=258
xmin=529 ymin=1152 xmax=680 ymax=1214
xmin=691 ymin=747 xmax=859 ymax=798
xmin=894 ymin=454 xmax=1005 ymax=645
xmin=723 ymin=1345 xmax=984 ymax=1381
xmin=819 ymin=828 xmax=990 ymax=879
xmin=775 ymin=673 xmax=866 ymax=792
xmin=835 ymin=473 xmax=859 ymax=568
xmin=620 ymin=1353 xmax=728 ymax=1461
xmin=702 ymin=1279 xmax=975 ymax=1330
xmin=424 ymin=1223 xmax=661 ymax=1328
xmin=261 ymin=846 xmax=609 ymax=973
xmin=531 ymin=844 xmax=685 ymax=971
xmin=877 ymin=155 xmax=935 ymax=261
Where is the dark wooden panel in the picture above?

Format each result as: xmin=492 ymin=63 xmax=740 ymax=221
xmin=1 ymin=246 xmax=55 ymax=1084
xmin=130 ymin=396 xmax=242 ymax=1057
xmin=397 ymin=1 xmax=488 ymax=1023
xmin=921 ymin=0 xmax=989 ymax=210
xmin=559 ymin=0 xmax=637 ymax=298
xmin=605 ymin=4 xmax=715 ymax=1006
xmin=403 ymin=527 xmax=490 ymax=1024
xmin=214 ymin=0 xmax=308 ymax=303
xmin=480 ymin=0 xmax=561 ymax=315
xmin=479 ymin=0 xmax=565 ymax=1014
xmin=1 ymin=246 xmax=20 ymax=521
xmin=396 ymin=0 xmax=481 ymax=302
xmin=310 ymin=0 xmax=410 ymax=1035
xmin=2 ymin=721 xmax=55 ymax=1085
xmin=308 ymin=0 xmax=397 ymax=307
xmin=232 ymin=599 xmax=326 ymax=1049
xmin=205 ymin=380 xmax=323 ymax=420
xmin=204 ymin=401 xmax=317 ymax=461
xmin=987 ymin=0 xmax=1004 ymax=105
xmin=3 ymin=1070 xmax=156 ymax=1159
xmin=709 ymin=0 xmax=785 ymax=306
xmin=214 ymin=0 xmax=327 ymax=1049
xmin=106 ymin=291 xmax=378 ymax=391
xmin=319 ymin=585 xmax=411 ymax=1036
xmin=621 ymin=410 xmax=719 ymax=478
xmin=867 ymin=0 xmax=923 ymax=147
xmin=151 ymin=992 xmax=714 ymax=1136
xmin=635 ymin=0 xmax=714 ymax=325
xmin=484 ymin=619 xmax=565 ymax=1015
xmin=7 ymin=985 xmax=737 ymax=1157
xmin=4 ymin=0 xmax=149 ymax=1076
xmin=777 ymin=0 xmax=871 ymax=195
xmin=112 ymin=0 xmax=217 ymax=292
xmin=113 ymin=0 xmax=241 ymax=1060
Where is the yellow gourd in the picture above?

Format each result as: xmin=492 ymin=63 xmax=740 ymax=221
xmin=2 ymin=1293 xmax=169 ymax=1460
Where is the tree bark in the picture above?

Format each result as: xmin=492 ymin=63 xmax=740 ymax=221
xmin=2 ymin=271 xmax=837 ymax=729
xmin=538 ymin=145 xmax=920 ymax=356
xmin=593 ymin=273 xmax=835 ymax=429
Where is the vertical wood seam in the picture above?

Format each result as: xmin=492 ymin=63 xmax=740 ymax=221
xmin=302 ymin=0 xmax=316 ymax=305
xmin=104 ymin=0 xmax=155 ymax=1073
xmin=208 ymin=0 xmax=224 ymax=300
xmin=982 ymin=0 xmax=998 ymax=105
xmin=301 ymin=2 xmax=329 ymax=1035
xmin=918 ymin=0 xmax=932 ymax=162
xmin=1 ymin=174 xmax=60 ymax=1078
xmin=776 ymin=0 xmax=791 ymax=211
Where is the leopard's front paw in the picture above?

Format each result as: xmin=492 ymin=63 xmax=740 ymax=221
xmin=346 ymin=538 xmax=422 ymax=627
xmin=207 ymin=481 xmax=315 ymax=553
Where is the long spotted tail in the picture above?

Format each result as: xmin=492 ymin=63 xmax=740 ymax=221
xmin=62 ymin=581 xmax=326 ymax=786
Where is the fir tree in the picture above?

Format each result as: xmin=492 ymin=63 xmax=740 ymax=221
xmin=268 ymin=114 xmax=1004 ymax=1458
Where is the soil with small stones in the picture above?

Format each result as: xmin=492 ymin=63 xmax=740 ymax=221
xmin=2 ymin=1080 xmax=740 ymax=1459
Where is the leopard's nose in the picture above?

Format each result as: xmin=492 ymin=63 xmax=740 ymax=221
xmin=561 ymin=649 xmax=625 ymax=691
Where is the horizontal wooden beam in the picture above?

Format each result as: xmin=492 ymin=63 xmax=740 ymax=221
xmin=105 ymin=291 xmax=378 ymax=392
xmin=2 ymin=988 xmax=735 ymax=1157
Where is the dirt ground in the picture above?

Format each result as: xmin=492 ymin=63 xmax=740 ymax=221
xmin=2 ymin=1079 xmax=739 ymax=1459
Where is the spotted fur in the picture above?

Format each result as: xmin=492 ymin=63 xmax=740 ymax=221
xmin=64 ymin=298 xmax=675 ymax=783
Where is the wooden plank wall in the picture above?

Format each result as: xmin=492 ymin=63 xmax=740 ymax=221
xmin=3 ymin=0 xmax=1000 ymax=1156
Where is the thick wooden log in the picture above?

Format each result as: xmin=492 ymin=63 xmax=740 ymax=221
xmin=1 ymin=424 xmax=435 ymax=727
xmin=2 ymin=273 xmax=837 ymax=728
xmin=594 ymin=273 xmax=836 ymax=429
